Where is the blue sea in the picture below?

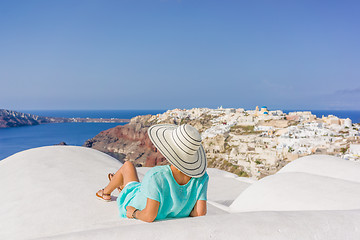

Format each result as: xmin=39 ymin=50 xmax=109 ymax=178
xmin=0 ymin=110 xmax=165 ymax=160
xmin=0 ymin=109 xmax=359 ymax=161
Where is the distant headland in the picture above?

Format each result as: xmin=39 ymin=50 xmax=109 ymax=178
xmin=0 ymin=109 xmax=129 ymax=128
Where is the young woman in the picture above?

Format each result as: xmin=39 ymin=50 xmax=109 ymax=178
xmin=96 ymin=124 xmax=209 ymax=222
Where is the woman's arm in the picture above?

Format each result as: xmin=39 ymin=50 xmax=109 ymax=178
xmin=126 ymin=198 xmax=160 ymax=222
xmin=190 ymin=200 xmax=207 ymax=217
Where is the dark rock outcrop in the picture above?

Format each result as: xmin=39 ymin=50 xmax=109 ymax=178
xmin=84 ymin=115 xmax=168 ymax=167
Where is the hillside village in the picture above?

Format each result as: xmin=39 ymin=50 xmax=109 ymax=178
xmin=144 ymin=107 xmax=360 ymax=179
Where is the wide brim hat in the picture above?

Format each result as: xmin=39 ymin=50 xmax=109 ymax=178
xmin=148 ymin=124 xmax=207 ymax=178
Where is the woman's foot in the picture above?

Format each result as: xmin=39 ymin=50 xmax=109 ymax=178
xmin=96 ymin=189 xmax=111 ymax=201
xmin=108 ymin=173 xmax=122 ymax=192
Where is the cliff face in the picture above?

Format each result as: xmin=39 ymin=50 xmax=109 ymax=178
xmin=83 ymin=109 xmax=253 ymax=176
xmin=84 ymin=115 xmax=167 ymax=167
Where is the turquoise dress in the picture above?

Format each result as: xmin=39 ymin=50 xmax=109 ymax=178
xmin=117 ymin=165 xmax=209 ymax=220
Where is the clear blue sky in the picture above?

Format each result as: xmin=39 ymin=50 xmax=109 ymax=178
xmin=1 ymin=0 xmax=359 ymax=110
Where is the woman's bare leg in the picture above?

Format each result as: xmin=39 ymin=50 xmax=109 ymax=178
xmin=103 ymin=161 xmax=139 ymax=195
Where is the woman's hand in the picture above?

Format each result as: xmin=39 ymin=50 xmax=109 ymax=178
xmin=126 ymin=206 xmax=137 ymax=219
xmin=125 ymin=199 xmax=160 ymax=222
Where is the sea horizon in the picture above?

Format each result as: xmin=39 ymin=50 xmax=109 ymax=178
xmin=17 ymin=109 xmax=167 ymax=119
xmin=18 ymin=108 xmax=360 ymax=124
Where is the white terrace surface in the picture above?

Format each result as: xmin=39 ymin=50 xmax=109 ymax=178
xmin=0 ymin=146 xmax=359 ymax=240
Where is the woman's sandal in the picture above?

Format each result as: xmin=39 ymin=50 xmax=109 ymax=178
xmin=108 ymin=173 xmax=122 ymax=192
xmin=96 ymin=189 xmax=111 ymax=202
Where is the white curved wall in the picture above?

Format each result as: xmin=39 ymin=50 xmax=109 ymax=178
xmin=278 ymin=154 xmax=360 ymax=183
xmin=230 ymin=172 xmax=360 ymax=212
xmin=0 ymin=146 xmax=126 ymax=240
